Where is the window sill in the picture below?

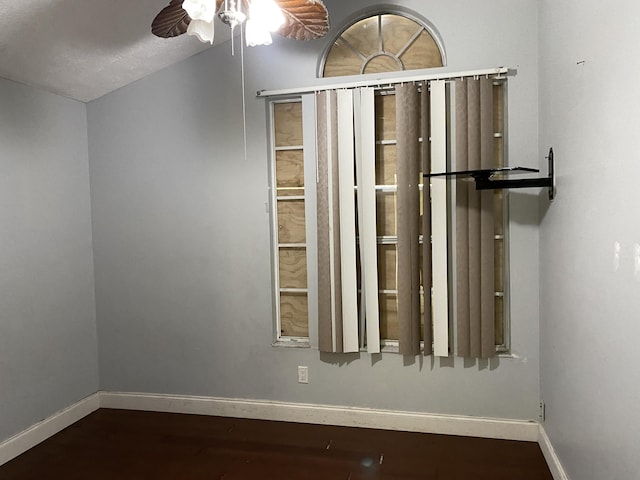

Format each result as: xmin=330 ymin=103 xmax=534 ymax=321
xmin=272 ymin=338 xmax=310 ymax=349
xmin=271 ymin=338 xmax=514 ymax=357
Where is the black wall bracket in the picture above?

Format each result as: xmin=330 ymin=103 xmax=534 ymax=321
xmin=425 ymin=148 xmax=556 ymax=200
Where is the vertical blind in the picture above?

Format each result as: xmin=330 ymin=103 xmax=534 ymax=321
xmin=429 ymin=81 xmax=450 ymax=357
xmin=395 ymin=84 xmax=422 ymax=356
xmin=317 ymin=90 xmax=347 ymax=353
xmin=315 ymin=77 xmax=500 ymax=358
xmin=353 ymin=88 xmax=381 ymax=354
xmin=316 ymin=89 xmax=381 ymax=354
xmin=455 ymin=78 xmax=496 ymax=359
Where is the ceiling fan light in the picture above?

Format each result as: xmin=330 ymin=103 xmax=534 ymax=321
xmin=182 ymin=0 xmax=218 ymax=22
xmin=187 ymin=19 xmax=216 ymax=44
xmin=248 ymin=0 xmax=285 ymax=32
xmin=245 ymin=18 xmax=273 ymax=46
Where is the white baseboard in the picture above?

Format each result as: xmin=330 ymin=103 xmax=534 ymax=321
xmin=2 ymin=391 xmax=566 ymax=474
xmin=539 ymin=425 xmax=570 ymax=480
xmin=0 ymin=393 xmax=100 ymax=467
xmin=99 ymin=391 xmax=540 ymax=442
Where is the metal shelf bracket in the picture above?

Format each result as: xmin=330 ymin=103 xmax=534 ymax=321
xmin=426 ymin=147 xmax=556 ymax=200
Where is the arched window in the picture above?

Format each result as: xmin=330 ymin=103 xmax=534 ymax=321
xmin=268 ymin=8 xmax=509 ymax=354
xmin=320 ymin=10 xmax=445 ymax=78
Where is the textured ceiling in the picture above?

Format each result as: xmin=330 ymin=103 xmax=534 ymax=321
xmin=0 ymin=0 xmax=233 ymax=102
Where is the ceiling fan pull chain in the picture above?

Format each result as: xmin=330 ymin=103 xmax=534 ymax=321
xmin=240 ymin=23 xmax=248 ymax=162
xmin=231 ymin=27 xmax=236 ymax=56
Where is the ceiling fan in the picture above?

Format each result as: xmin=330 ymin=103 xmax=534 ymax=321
xmin=151 ymin=0 xmax=330 ymax=46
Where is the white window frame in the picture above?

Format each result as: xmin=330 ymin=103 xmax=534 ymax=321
xmin=265 ymin=70 xmax=512 ymax=354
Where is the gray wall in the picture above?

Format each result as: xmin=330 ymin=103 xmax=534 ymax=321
xmin=538 ymin=0 xmax=640 ymax=478
xmin=0 ymin=78 xmax=98 ymax=442
xmin=88 ymin=0 xmax=542 ymax=420
xmin=6 ymin=2 xmax=639 ymax=472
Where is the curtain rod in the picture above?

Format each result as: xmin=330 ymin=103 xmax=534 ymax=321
xmin=256 ymin=67 xmax=511 ymax=98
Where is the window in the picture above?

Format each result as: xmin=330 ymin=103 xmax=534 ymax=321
xmin=270 ymin=100 xmax=310 ymax=341
xmin=320 ymin=12 xmax=445 ymax=78
xmin=268 ymin=8 xmax=509 ymax=356
xmin=268 ymin=79 xmax=509 ymax=354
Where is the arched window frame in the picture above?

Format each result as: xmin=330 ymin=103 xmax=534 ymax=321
xmin=317 ymin=6 xmax=447 ymax=78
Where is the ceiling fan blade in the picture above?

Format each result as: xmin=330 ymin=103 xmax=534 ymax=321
xmin=152 ymin=0 xmax=227 ymax=38
xmin=276 ymin=0 xmax=329 ymax=41
xmin=152 ymin=0 xmax=191 ymax=38
xmin=152 ymin=0 xmax=328 ymax=40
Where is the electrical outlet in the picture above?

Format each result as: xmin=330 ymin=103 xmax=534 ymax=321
xmin=298 ymin=366 xmax=309 ymax=384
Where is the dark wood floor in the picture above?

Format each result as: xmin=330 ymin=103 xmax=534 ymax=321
xmin=0 ymin=409 xmax=553 ymax=479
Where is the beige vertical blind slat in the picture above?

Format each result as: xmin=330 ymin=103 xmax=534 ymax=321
xmin=455 ymin=78 xmax=497 ymax=359
xmin=330 ymin=92 xmax=344 ymax=353
xmin=455 ymin=79 xmax=470 ymax=357
xmin=337 ymin=90 xmax=359 ymax=353
xmin=316 ymin=91 xmax=331 ymax=351
xmin=302 ymin=93 xmax=320 ymax=348
xmin=396 ymin=84 xmax=422 ymax=356
xmin=467 ymin=79 xmax=482 ymax=358
xmin=421 ymin=83 xmax=433 ymax=356
xmin=479 ymin=78 xmax=495 ymax=358
xmin=354 ymin=88 xmax=381 ymax=354
xmin=316 ymin=91 xmax=344 ymax=353
xmin=430 ymin=80 xmax=449 ymax=357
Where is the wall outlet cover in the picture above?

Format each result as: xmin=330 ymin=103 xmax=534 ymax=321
xmin=298 ymin=366 xmax=309 ymax=384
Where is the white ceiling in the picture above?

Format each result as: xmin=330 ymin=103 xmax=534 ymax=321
xmin=0 ymin=0 xmax=233 ymax=102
